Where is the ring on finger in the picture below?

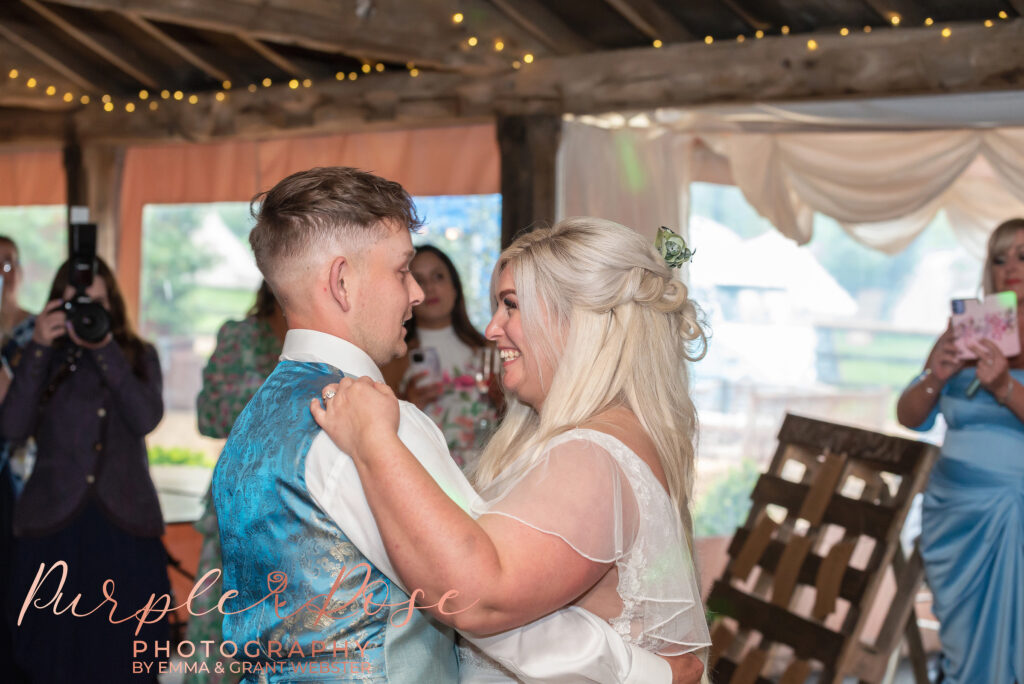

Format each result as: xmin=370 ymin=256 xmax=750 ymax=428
xmin=323 ymin=389 xmax=336 ymax=400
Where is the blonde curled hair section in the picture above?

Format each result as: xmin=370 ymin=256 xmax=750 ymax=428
xmin=473 ymin=217 xmax=707 ymax=544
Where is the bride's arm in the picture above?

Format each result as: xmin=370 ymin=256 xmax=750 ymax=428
xmin=311 ymin=377 xmax=611 ymax=635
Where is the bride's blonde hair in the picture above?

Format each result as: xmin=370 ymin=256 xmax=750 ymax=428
xmin=474 ymin=217 xmax=707 ymax=541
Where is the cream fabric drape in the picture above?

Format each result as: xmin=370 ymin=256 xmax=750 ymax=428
xmin=559 ymin=110 xmax=1024 ymax=258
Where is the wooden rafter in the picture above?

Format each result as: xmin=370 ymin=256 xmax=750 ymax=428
xmin=859 ymin=0 xmax=931 ymax=25
xmin=601 ymin=0 xmax=692 ymax=42
xmin=1008 ymin=0 xmax=1024 ymax=15
xmin=121 ymin=13 xmax=232 ymax=84
xmin=19 ymin=0 xmax=161 ymax=89
xmin=721 ymin=0 xmax=771 ymax=31
xmin=0 ymin=20 xmax=105 ymax=93
xmin=41 ymin=0 xmax=496 ymax=73
xmin=486 ymin=0 xmax=594 ymax=54
xmin=236 ymin=34 xmax=311 ymax=79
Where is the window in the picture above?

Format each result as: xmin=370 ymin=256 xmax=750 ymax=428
xmin=0 ymin=205 xmax=67 ymax=312
xmin=688 ymin=182 xmax=981 ymax=536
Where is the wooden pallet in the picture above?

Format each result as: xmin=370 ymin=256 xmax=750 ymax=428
xmin=706 ymin=414 xmax=938 ymax=684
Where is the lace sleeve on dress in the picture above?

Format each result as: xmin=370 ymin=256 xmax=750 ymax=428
xmin=471 ymin=435 xmax=639 ymax=563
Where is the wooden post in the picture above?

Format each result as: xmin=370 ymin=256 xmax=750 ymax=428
xmin=63 ymin=117 xmax=84 ymax=220
xmin=497 ymin=114 xmax=561 ymax=249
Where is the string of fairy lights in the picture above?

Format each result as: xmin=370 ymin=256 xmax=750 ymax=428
xmin=1 ymin=9 xmax=1016 ymax=115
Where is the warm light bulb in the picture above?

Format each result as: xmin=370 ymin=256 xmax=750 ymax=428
xmin=149 ymin=101 xmax=158 ymax=110
xmin=652 ymin=39 xmax=663 ymax=48
xmin=261 ymin=77 xmax=272 ymax=87
xmin=288 ymin=79 xmax=299 ymax=89
xmin=188 ymin=94 xmax=198 ymax=104
xmin=985 ymin=19 xmax=994 ymax=27
xmin=924 ymin=18 xmax=934 ymax=26
xmin=302 ymin=78 xmax=311 ymax=88
xmin=215 ymin=91 xmax=226 ymax=101
xmin=999 ymin=10 xmax=1008 ymax=19
xmin=374 ymin=63 xmax=384 ymax=72
xmin=101 ymin=94 xmax=111 ymax=103
xmin=222 ymin=80 xmax=232 ymax=90
xmin=941 ymin=27 xmax=952 ymax=37
xmin=173 ymin=90 xmax=184 ymax=100
xmin=863 ymin=25 xmax=872 ymax=33
xmin=781 ymin=25 xmax=790 ymax=34
xmin=103 ymin=102 xmax=113 ymax=112
xmin=62 ymin=92 xmax=73 ymax=102
xmin=80 ymin=94 xmax=90 ymax=104
xmin=348 ymin=72 xmax=357 ymax=80
xmin=807 ymin=39 xmax=818 ymax=50
xmin=494 ymin=40 xmax=504 ymax=51
xmin=452 ymin=12 xmax=463 ymax=24
xmin=140 ymin=89 xmax=149 ymax=99
xmin=840 ymin=27 xmax=849 ymax=36
xmin=523 ymin=53 xmax=534 ymax=63
xmin=45 ymin=85 xmax=56 ymax=95
xmin=335 ymin=72 xmax=344 ymax=80
xmin=736 ymin=35 xmax=745 ymax=43
xmin=247 ymin=84 xmax=257 ymax=92
xmin=512 ymin=60 xmax=521 ymax=69
xmin=26 ymin=78 xmax=37 ymax=88
xmin=125 ymin=102 xmax=135 ymax=112
xmin=8 ymin=68 xmax=18 ymax=79
xmin=361 ymin=64 xmax=371 ymax=74
xmin=890 ymin=15 xmax=901 ymax=26
xmin=755 ymin=30 xmax=764 ymax=39
xmin=160 ymin=89 xmax=170 ymax=99
xmin=467 ymin=36 xmax=478 ymax=47
xmin=409 ymin=68 xmax=419 ymax=77
xmin=704 ymin=35 xmax=713 ymax=44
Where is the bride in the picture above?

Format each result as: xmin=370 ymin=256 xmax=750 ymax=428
xmin=312 ymin=218 xmax=710 ymax=682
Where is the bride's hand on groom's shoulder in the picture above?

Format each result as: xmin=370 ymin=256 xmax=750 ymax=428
xmin=310 ymin=376 xmax=401 ymax=458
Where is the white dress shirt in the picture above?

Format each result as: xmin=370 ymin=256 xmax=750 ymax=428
xmin=287 ymin=330 xmax=671 ymax=684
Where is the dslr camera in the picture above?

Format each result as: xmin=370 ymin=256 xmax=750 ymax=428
xmin=63 ymin=222 xmax=111 ymax=344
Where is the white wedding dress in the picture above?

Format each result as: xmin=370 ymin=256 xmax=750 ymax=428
xmin=458 ymin=428 xmax=711 ymax=682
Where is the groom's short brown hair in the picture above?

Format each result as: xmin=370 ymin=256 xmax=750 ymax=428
xmin=249 ymin=166 xmax=421 ymax=288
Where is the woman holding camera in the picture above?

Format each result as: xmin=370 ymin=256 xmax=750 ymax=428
xmin=0 ymin=258 xmax=169 ymax=683
xmin=896 ymin=218 xmax=1024 ymax=684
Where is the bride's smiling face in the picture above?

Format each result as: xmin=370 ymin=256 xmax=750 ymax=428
xmin=485 ymin=267 xmax=555 ymax=410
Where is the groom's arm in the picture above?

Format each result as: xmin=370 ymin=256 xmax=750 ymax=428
xmin=306 ymin=404 xmax=671 ymax=684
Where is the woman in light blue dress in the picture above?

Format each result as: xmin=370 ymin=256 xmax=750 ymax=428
xmin=897 ymin=218 xmax=1024 ymax=684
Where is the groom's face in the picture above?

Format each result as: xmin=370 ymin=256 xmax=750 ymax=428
xmin=349 ymin=224 xmax=424 ymax=365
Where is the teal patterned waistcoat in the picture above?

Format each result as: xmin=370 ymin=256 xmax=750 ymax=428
xmin=212 ymin=360 xmax=458 ymax=683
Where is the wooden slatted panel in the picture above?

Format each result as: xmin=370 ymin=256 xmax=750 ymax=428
xmin=706 ymin=582 xmax=845 ymax=665
xmin=776 ymin=414 xmax=929 ymax=475
xmin=727 ymin=528 xmax=871 ymax=603
xmin=750 ymin=475 xmax=895 ymax=538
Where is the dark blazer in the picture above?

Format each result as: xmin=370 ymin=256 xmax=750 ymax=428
xmin=0 ymin=339 xmax=165 ymax=537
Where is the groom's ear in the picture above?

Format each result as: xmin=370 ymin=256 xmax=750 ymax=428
xmin=329 ymin=256 xmax=352 ymax=311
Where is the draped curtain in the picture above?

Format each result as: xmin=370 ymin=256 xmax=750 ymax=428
xmin=559 ymin=97 xmax=1024 ymax=258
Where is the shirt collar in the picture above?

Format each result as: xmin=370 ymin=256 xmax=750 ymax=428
xmin=280 ymin=329 xmax=384 ymax=382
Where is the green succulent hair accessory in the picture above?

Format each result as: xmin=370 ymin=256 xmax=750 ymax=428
xmin=655 ymin=226 xmax=695 ymax=269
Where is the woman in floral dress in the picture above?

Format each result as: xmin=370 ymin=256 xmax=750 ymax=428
xmin=382 ymin=245 xmax=502 ymax=472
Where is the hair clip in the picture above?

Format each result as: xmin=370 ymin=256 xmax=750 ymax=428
xmin=655 ymin=226 xmax=695 ymax=269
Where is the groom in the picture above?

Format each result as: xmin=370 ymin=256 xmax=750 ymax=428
xmin=212 ymin=166 xmax=691 ymax=682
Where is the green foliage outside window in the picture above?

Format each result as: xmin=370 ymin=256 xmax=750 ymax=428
xmin=694 ymin=459 xmax=760 ymax=538
xmin=0 ymin=205 xmax=66 ymax=313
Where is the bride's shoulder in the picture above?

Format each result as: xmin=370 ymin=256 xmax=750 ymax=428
xmin=576 ymin=408 xmax=668 ymax=492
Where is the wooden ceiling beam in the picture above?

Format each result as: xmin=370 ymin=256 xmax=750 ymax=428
xmin=0 ymin=20 xmax=107 ymax=93
xmin=41 ymin=0 xmax=493 ymax=73
xmin=12 ymin=19 xmax=1022 ymax=144
xmin=859 ymin=0 xmax=932 ymax=25
xmin=721 ymin=0 xmax=771 ymax=31
xmin=601 ymin=0 xmax=693 ymax=42
xmin=121 ymin=13 xmax=232 ymax=84
xmin=20 ymin=0 xmax=161 ymax=89
xmin=1011 ymin=1 xmax=1024 ymax=16
xmin=486 ymin=0 xmax=594 ymax=54
xmin=236 ymin=34 xmax=312 ymax=79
